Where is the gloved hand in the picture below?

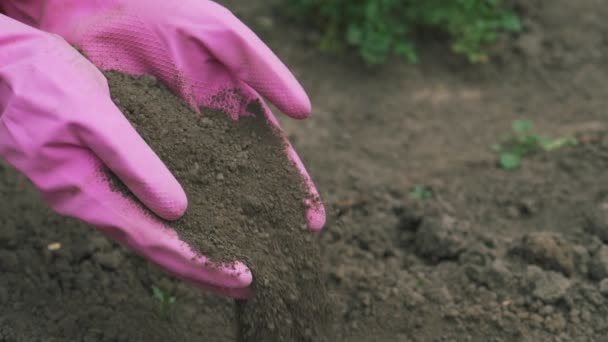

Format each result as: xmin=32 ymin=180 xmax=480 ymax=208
xmin=0 ymin=1 xmax=325 ymax=299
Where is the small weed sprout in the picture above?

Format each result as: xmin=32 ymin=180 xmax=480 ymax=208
xmin=152 ymin=286 xmax=176 ymax=318
xmin=491 ymin=119 xmax=577 ymax=170
xmin=410 ymin=185 xmax=433 ymax=199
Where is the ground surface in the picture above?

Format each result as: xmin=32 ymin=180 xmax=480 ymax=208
xmin=2 ymin=0 xmax=608 ymax=341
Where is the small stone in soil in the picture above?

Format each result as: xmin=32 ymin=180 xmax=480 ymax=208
xmin=512 ymin=232 xmax=575 ymax=276
xmin=600 ymin=279 xmax=608 ymax=296
xmin=584 ymin=202 xmax=608 ymax=243
xmin=414 ymin=215 xmax=468 ymax=261
xmin=589 ymin=245 xmax=608 ymax=280
xmin=527 ymin=266 xmax=571 ymax=304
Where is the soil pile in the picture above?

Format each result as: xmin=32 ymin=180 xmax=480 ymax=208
xmin=104 ymin=71 xmax=331 ymax=341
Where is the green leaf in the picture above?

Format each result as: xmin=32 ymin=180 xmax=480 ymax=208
xmin=500 ymin=152 xmax=521 ymax=170
xmin=502 ymin=13 xmax=522 ymax=32
xmin=520 ymin=135 xmax=541 ymax=154
xmin=152 ymin=286 xmax=164 ymax=301
xmin=394 ymin=41 xmax=418 ymax=63
xmin=541 ymin=136 xmax=578 ymax=151
xmin=346 ymin=25 xmax=363 ymax=45
xmin=512 ymin=119 xmax=533 ymax=134
xmin=410 ymin=185 xmax=433 ymax=199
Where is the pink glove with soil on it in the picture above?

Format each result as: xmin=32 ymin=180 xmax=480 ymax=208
xmin=0 ymin=1 xmax=325 ymax=299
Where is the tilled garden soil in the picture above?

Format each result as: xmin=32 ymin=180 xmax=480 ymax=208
xmin=2 ymin=0 xmax=608 ymax=341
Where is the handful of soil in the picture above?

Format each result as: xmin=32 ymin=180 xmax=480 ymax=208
xmin=104 ymin=71 xmax=331 ymax=341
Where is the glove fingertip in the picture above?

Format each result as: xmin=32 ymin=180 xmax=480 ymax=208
xmin=157 ymin=188 xmax=188 ymax=221
xmin=307 ymin=203 xmax=326 ymax=232
xmin=276 ymin=84 xmax=312 ymax=120
xmin=221 ymin=261 xmax=253 ymax=287
xmin=237 ymin=266 xmax=254 ymax=287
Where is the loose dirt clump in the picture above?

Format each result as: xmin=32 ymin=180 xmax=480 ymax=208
xmin=104 ymin=71 xmax=331 ymax=341
xmin=510 ymin=232 xmax=576 ymax=276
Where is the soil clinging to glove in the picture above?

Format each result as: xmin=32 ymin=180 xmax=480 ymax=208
xmin=104 ymin=71 xmax=331 ymax=342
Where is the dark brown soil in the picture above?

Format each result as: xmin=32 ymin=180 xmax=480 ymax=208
xmin=103 ymin=71 xmax=331 ymax=342
xmin=3 ymin=0 xmax=608 ymax=341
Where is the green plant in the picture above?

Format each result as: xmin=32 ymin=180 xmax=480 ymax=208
xmin=286 ymin=0 xmax=520 ymax=64
xmin=410 ymin=185 xmax=433 ymax=199
xmin=491 ymin=119 xmax=578 ymax=170
xmin=151 ymin=286 xmax=176 ymax=318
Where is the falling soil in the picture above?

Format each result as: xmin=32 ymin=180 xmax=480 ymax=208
xmin=103 ymin=71 xmax=331 ymax=341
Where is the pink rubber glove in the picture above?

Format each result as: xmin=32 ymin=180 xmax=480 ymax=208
xmin=0 ymin=1 xmax=325 ymax=299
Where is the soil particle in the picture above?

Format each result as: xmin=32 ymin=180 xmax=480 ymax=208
xmin=514 ymin=31 xmax=545 ymax=58
xmin=0 ymin=222 xmax=16 ymax=248
xmin=465 ymin=259 xmax=514 ymax=291
xmin=572 ymin=244 xmax=591 ymax=277
xmin=599 ymin=279 xmax=608 ymax=296
xmin=413 ymin=215 xmax=469 ymax=262
xmin=588 ymin=245 xmax=608 ymax=281
xmin=93 ymin=250 xmax=124 ymax=270
xmin=0 ymin=285 xmax=7 ymax=303
xmin=584 ymin=202 xmax=608 ymax=243
xmin=511 ymin=232 xmax=576 ymax=276
xmin=527 ymin=266 xmax=571 ymax=304
xmin=103 ymin=71 xmax=332 ymax=341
